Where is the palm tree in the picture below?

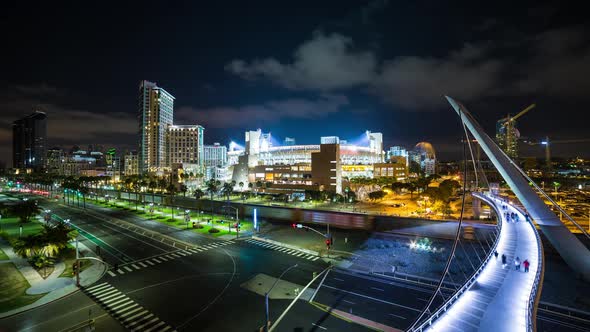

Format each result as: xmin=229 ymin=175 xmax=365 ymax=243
xmin=222 ymin=181 xmax=234 ymax=202
xmin=12 ymin=200 xmax=41 ymax=224
xmin=194 ymin=188 xmax=204 ymax=200
xmin=206 ymin=179 xmax=219 ymax=201
xmin=167 ymin=184 xmax=177 ymax=220
xmin=238 ymin=181 xmax=244 ymax=192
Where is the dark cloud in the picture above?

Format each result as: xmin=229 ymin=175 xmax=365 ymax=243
xmin=176 ymin=94 xmax=349 ymax=128
xmin=227 ymin=25 xmax=590 ymax=111
xmin=225 ymin=31 xmax=376 ymax=91
xmin=15 ymin=83 xmax=63 ymax=96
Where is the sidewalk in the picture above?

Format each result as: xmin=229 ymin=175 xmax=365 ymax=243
xmin=0 ymin=239 xmax=107 ymax=318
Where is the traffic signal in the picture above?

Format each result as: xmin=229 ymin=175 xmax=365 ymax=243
xmin=291 ymin=223 xmax=297 ymax=229
xmin=72 ymin=263 xmax=78 ymax=275
xmin=325 ymin=239 xmax=331 ymax=249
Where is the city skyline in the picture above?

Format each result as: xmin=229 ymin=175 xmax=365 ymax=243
xmin=2 ymin=1 xmax=590 ymax=166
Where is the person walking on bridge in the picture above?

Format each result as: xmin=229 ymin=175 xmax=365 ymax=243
xmin=523 ymin=259 xmax=530 ymax=273
xmin=501 ymin=254 xmax=507 ymax=268
xmin=515 ymin=256 xmax=521 ymax=271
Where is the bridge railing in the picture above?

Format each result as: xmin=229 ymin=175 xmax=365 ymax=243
xmin=508 ymin=201 xmax=545 ymax=331
xmin=410 ymin=192 xmax=502 ymax=331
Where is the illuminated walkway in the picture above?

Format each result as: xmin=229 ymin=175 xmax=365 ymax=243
xmin=421 ymin=193 xmax=542 ymax=332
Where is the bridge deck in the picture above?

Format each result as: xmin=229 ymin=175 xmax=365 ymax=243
xmin=425 ymin=195 xmax=541 ymax=331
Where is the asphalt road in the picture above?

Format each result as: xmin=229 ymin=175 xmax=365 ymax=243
xmin=1 ymin=196 xmax=588 ymax=332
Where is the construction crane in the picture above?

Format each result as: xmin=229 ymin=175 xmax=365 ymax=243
xmin=525 ymin=137 xmax=590 ymax=171
xmin=496 ymin=103 xmax=536 ymax=159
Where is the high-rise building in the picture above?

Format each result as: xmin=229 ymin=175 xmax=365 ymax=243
xmin=12 ymin=111 xmax=47 ymax=171
xmin=203 ymin=143 xmax=227 ymax=167
xmin=496 ymin=119 xmax=519 ymax=159
xmin=138 ymin=80 xmax=174 ymax=174
xmin=46 ymin=147 xmax=63 ymax=174
xmin=124 ymin=152 xmax=139 ymax=176
xmin=166 ymin=125 xmax=204 ymax=166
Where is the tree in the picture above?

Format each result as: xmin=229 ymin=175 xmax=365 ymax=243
xmin=406 ymin=182 xmax=417 ymax=199
xmin=367 ymin=190 xmax=386 ymax=201
xmin=238 ymin=181 xmax=244 ymax=192
xmin=12 ymin=200 xmax=40 ymax=224
xmin=194 ymin=188 xmax=204 ymax=200
xmin=180 ymin=184 xmax=188 ymax=197
xmin=222 ymin=181 xmax=235 ymax=201
xmin=206 ymin=179 xmax=219 ymax=201
xmin=390 ymin=182 xmax=405 ymax=194
xmin=248 ymin=182 xmax=253 ymax=192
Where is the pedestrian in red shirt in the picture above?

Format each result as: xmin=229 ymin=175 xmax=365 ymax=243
xmin=523 ymin=259 xmax=530 ymax=273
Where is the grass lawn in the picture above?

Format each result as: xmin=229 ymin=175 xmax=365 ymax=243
xmin=0 ymin=247 xmax=8 ymax=260
xmin=0 ymin=263 xmax=45 ymax=313
xmin=59 ymin=246 xmax=92 ymax=278
xmin=91 ymin=198 xmax=253 ymax=238
xmin=0 ymin=217 xmax=44 ymax=241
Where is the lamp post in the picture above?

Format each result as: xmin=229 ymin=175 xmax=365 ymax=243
xmin=223 ymin=205 xmax=239 ymax=238
xmin=264 ymin=264 xmax=298 ymax=332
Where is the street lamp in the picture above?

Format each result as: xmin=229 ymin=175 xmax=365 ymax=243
xmin=223 ymin=205 xmax=239 ymax=238
xmin=185 ymin=209 xmax=190 ymax=229
xmin=264 ymin=264 xmax=298 ymax=332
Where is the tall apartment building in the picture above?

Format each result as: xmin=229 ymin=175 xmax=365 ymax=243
xmin=46 ymin=147 xmax=63 ymax=174
xmin=166 ymin=125 xmax=204 ymax=166
xmin=124 ymin=152 xmax=139 ymax=176
xmin=203 ymin=143 xmax=227 ymax=167
xmin=12 ymin=111 xmax=47 ymax=171
xmin=138 ymin=80 xmax=174 ymax=174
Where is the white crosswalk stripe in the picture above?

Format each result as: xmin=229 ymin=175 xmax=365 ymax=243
xmin=124 ymin=266 xmax=133 ymax=272
xmin=132 ymin=264 xmax=140 ymax=270
xmin=139 ymin=262 xmax=148 ymax=268
xmin=152 ymin=257 xmax=163 ymax=263
xmin=85 ymin=282 xmax=175 ymax=331
xmin=159 ymin=256 xmax=168 ymax=261
xmin=171 ymin=253 xmax=181 ymax=257
xmin=246 ymin=239 xmax=322 ymax=262
xmin=86 ymin=282 xmax=108 ymax=291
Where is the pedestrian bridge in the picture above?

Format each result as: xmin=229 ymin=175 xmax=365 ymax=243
xmin=412 ymin=192 xmax=543 ymax=331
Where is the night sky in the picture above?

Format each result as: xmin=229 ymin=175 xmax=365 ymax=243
xmin=2 ymin=1 xmax=590 ymax=165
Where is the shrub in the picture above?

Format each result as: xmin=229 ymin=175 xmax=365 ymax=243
xmin=208 ymin=228 xmax=220 ymax=234
xmin=166 ymin=218 xmax=175 ymax=222
xmin=194 ymin=224 xmax=204 ymax=229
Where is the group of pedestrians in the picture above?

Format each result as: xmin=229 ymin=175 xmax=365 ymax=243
xmin=495 ymin=251 xmax=530 ymax=272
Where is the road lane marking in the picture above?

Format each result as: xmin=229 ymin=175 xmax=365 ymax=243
xmin=86 ymin=282 xmax=108 ymax=291
xmin=312 ymin=323 xmax=327 ymax=330
xmin=152 ymin=258 xmax=162 ymax=263
xmin=139 ymin=262 xmax=148 ymax=267
xmin=343 ymin=300 xmax=355 ymax=305
xmin=127 ymin=313 xmax=154 ymax=327
xmin=117 ymin=269 xmax=125 ymax=274
xmin=132 ymin=264 xmax=140 ymax=270
xmin=389 ymin=313 xmax=407 ymax=319
xmin=159 ymin=256 xmax=168 ymax=261
xmin=333 ymin=278 xmax=344 ymax=281
xmin=146 ymin=260 xmax=155 ymax=265
xmin=107 ymin=270 xmax=117 ymax=277
xmin=371 ymin=287 xmax=384 ymax=292
xmin=172 ymin=253 xmax=182 ymax=257
xmin=312 ymin=257 xmax=320 ymax=261
xmin=119 ymin=306 xmax=143 ymax=318
xmin=108 ymin=297 xmax=130 ymax=308
xmin=111 ymin=299 xmax=136 ymax=312
xmin=144 ymin=320 xmax=165 ymax=332
xmin=123 ymin=310 xmax=148 ymax=323
xmin=124 ymin=266 xmax=133 ymax=272
xmin=134 ymin=316 xmax=159 ymax=330
xmin=89 ymin=287 xmax=115 ymax=296
xmin=322 ymin=285 xmax=421 ymax=312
